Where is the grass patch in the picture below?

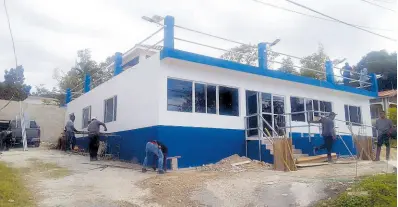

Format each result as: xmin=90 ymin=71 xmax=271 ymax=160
xmin=21 ymin=159 xmax=71 ymax=179
xmin=0 ymin=162 xmax=35 ymax=207
xmin=317 ymin=173 xmax=397 ymax=207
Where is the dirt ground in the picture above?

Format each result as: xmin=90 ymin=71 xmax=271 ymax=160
xmin=0 ymin=148 xmax=396 ymax=207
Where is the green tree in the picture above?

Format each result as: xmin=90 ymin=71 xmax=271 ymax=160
xmin=0 ymin=66 xmax=31 ymax=101
xmin=279 ymin=57 xmax=298 ymax=74
xmin=220 ymin=44 xmax=279 ymax=69
xmin=299 ymin=44 xmax=330 ymax=80
xmin=53 ymin=49 xmax=114 ymax=104
xmin=356 ymin=50 xmax=397 ymax=91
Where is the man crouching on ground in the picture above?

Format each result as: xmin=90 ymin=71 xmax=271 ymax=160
xmin=152 ymin=141 xmax=168 ymax=172
xmin=142 ymin=140 xmax=165 ymax=174
xmin=87 ymin=117 xmax=107 ymax=161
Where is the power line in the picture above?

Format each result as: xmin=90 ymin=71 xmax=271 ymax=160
xmin=253 ymin=0 xmax=394 ymax=32
xmin=3 ymin=0 xmax=18 ymax=68
xmin=283 ymin=0 xmax=396 ymax=41
xmin=359 ymin=0 xmax=396 ymax=12
xmin=368 ymin=0 xmax=396 ymax=3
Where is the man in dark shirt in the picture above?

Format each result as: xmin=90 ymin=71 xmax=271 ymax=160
xmin=152 ymin=141 xmax=168 ymax=172
xmin=65 ymin=114 xmax=79 ymax=151
xmin=308 ymin=112 xmax=337 ymax=163
xmin=375 ymin=111 xmax=394 ymax=161
xmin=341 ymin=62 xmax=352 ymax=86
xmin=87 ymin=117 xmax=107 ymax=161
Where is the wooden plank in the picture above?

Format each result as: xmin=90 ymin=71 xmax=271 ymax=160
xmin=273 ymin=138 xmax=297 ymax=171
xmin=354 ymin=136 xmax=373 ymax=160
xmin=231 ymin=161 xmax=251 ymax=166
xmin=296 ymin=162 xmax=330 ymax=168
xmin=295 ymin=153 xmax=337 ymax=164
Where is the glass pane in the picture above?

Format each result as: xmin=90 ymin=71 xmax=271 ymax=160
xmin=246 ymin=90 xmax=257 ymax=115
xmin=313 ymin=100 xmax=319 ymax=116
xmin=290 ymin=97 xmax=305 ymax=122
xmin=219 ymin=86 xmax=239 ymax=116
xmin=274 ymin=115 xmax=285 ymax=136
xmin=167 ymin=79 xmax=193 ymax=112
xmin=195 ymin=83 xmax=206 ymax=113
xmin=324 ymin=101 xmax=332 ymax=113
xmin=104 ymin=98 xmax=114 ymax=123
xmin=273 ymin=96 xmax=285 ymax=114
xmin=305 ymin=99 xmax=313 ymax=122
xmin=344 ymin=105 xmax=349 ymax=123
xmin=114 ymin=96 xmax=117 ymax=121
xmin=349 ymin=106 xmax=361 ymax=125
xmin=207 ymin=85 xmax=217 ymax=114
xmin=262 ymin=114 xmax=273 ymax=136
xmin=247 ymin=116 xmax=258 ymax=137
xmin=82 ymin=107 xmax=90 ymax=128
xmin=261 ymin=93 xmax=272 ymax=113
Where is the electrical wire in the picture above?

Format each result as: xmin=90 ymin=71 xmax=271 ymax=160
xmin=253 ymin=0 xmax=395 ymax=32
xmin=1 ymin=0 xmax=19 ymax=112
xmin=283 ymin=0 xmax=396 ymax=41
xmin=359 ymin=0 xmax=396 ymax=12
xmin=3 ymin=0 xmax=17 ymax=67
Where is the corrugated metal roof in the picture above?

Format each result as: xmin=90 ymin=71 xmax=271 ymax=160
xmin=378 ymin=90 xmax=397 ymax=97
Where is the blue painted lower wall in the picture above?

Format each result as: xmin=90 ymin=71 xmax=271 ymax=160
xmin=291 ymin=133 xmax=356 ymax=156
xmin=76 ymin=125 xmax=246 ymax=168
xmin=75 ymin=127 xmax=358 ymax=168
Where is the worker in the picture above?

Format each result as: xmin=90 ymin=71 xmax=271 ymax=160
xmin=87 ymin=117 xmax=107 ymax=161
xmin=308 ymin=112 xmax=337 ymax=163
xmin=375 ymin=111 xmax=393 ymax=161
xmin=341 ymin=62 xmax=352 ymax=86
xmin=359 ymin=68 xmax=369 ymax=88
xmin=65 ymin=114 xmax=79 ymax=151
xmin=152 ymin=141 xmax=168 ymax=172
xmin=142 ymin=140 xmax=165 ymax=174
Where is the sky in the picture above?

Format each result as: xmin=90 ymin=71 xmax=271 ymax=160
xmin=0 ymin=0 xmax=396 ymax=91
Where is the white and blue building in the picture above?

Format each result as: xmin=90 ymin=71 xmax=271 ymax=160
xmin=65 ymin=16 xmax=378 ymax=167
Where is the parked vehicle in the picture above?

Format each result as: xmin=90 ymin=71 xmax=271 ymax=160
xmin=10 ymin=119 xmax=41 ymax=147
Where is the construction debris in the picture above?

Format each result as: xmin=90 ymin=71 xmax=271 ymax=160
xmin=197 ymin=154 xmax=271 ymax=172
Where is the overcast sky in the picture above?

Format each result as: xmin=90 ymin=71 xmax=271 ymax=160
xmin=0 ymin=0 xmax=396 ymax=90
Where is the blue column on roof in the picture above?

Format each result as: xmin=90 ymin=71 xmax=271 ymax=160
xmin=164 ymin=16 xmax=175 ymax=49
xmin=114 ymin=52 xmax=123 ymax=76
xmin=258 ymin=42 xmax=267 ymax=70
xmin=84 ymin=74 xmax=91 ymax=93
xmin=370 ymin=73 xmax=378 ymax=92
xmin=325 ymin=60 xmax=335 ymax=84
xmin=65 ymin=88 xmax=72 ymax=104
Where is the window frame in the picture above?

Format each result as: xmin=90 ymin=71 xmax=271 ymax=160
xmin=344 ymin=104 xmax=362 ymax=126
xmin=290 ymin=96 xmax=333 ymax=122
xmin=82 ymin=105 xmax=92 ymax=128
xmin=104 ymin=95 xmax=117 ymax=123
xmin=167 ymin=77 xmax=240 ymax=117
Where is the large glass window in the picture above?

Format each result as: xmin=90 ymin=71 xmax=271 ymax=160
xmin=219 ymin=86 xmax=239 ymax=116
xmin=344 ymin=105 xmax=362 ymax=125
xmin=261 ymin=93 xmax=272 ymax=113
xmin=104 ymin=96 xmax=117 ymax=123
xmin=82 ymin=106 xmax=91 ymax=128
xmin=167 ymin=78 xmax=193 ymax=112
xmin=291 ymin=97 xmax=305 ymax=122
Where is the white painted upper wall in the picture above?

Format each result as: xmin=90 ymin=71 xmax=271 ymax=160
xmin=65 ymin=53 xmax=161 ymax=134
xmin=66 ymin=53 xmax=373 ymax=137
xmin=158 ymin=58 xmax=373 ymax=136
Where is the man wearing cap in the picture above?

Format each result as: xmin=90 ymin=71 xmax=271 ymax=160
xmin=87 ymin=117 xmax=107 ymax=161
xmin=341 ymin=62 xmax=352 ymax=86
xmin=308 ymin=112 xmax=337 ymax=163
xmin=65 ymin=114 xmax=79 ymax=151
xmin=375 ymin=111 xmax=394 ymax=161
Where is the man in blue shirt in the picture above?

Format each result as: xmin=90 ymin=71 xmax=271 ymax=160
xmin=341 ymin=62 xmax=352 ymax=86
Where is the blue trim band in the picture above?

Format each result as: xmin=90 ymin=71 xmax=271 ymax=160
xmin=160 ymin=48 xmax=377 ymax=97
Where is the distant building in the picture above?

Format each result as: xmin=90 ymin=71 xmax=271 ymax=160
xmin=370 ymin=90 xmax=397 ymax=121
